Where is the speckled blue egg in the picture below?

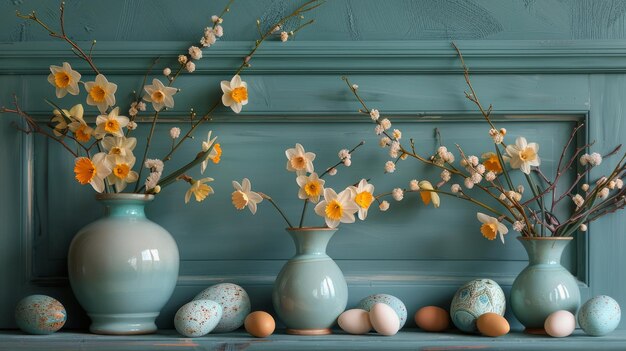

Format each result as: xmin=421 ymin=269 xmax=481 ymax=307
xmin=193 ymin=283 xmax=251 ymax=333
xmin=450 ymin=279 xmax=506 ymax=333
xmin=357 ymin=294 xmax=408 ymax=329
xmin=175 ymin=299 xmax=223 ymax=337
xmin=15 ymin=295 xmax=66 ymax=335
xmin=578 ymin=295 xmax=621 ymax=336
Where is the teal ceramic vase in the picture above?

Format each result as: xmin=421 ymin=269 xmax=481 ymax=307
xmin=510 ymin=237 xmax=580 ymax=333
xmin=272 ymin=227 xmax=348 ymax=335
xmin=67 ymin=194 xmax=179 ymax=335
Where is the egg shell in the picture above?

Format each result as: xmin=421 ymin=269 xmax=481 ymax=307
xmin=370 ymin=303 xmax=400 ymax=336
xmin=193 ymin=283 xmax=251 ymax=333
xmin=15 ymin=295 xmax=66 ymax=335
xmin=414 ymin=306 xmax=450 ymax=332
xmin=476 ymin=313 xmax=510 ymax=337
xmin=578 ymin=295 xmax=621 ymax=336
xmin=357 ymin=294 xmax=407 ymax=329
xmin=244 ymin=311 xmax=275 ymax=338
xmin=544 ymin=310 xmax=576 ymax=337
xmin=338 ymin=309 xmax=372 ymax=334
xmin=450 ymin=279 xmax=506 ymax=333
xmin=174 ymin=300 xmax=223 ymax=337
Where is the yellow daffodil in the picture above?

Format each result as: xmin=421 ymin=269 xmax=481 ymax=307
xmin=101 ymin=136 xmax=137 ymax=164
xmin=201 ymin=131 xmax=221 ymax=174
xmin=73 ymin=152 xmax=111 ymax=193
xmin=349 ymin=179 xmax=375 ymax=220
xmin=47 ymin=62 xmax=81 ymax=98
xmin=481 ymin=152 xmax=503 ymax=174
xmin=94 ymin=107 xmax=129 ymax=138
xmin=314 ymin=188 xmax=359 ymax=228
xmin=231 ymin=178 xmax=263 ymax=214
xmin=185 ymin=177 xmax=215 ymax=203
xmin=221 ymin=75 xmax=248 ymax=113
xmin=477 ymin=212 xmax=509 ymax=243
xmin=296 ymin=172 xmax=325 ymax=203
xmin=85 ymin=74 xmax=118 ymax=113
xmin=505 ymin=137 xmax=540 ymax=174
xmin=60 ymin=104 xmax=93 ymax=142
xmin=107 ymin=156 xmax=139 ymax=193
xmin=285 ymin=143 xmax=316 ymax=175
xmin=143 ymin=78 xmax=178 ymax=111
xmin=418 ymin=180 xmax=440 ymax=208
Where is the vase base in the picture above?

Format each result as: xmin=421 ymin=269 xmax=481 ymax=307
xmin=88 ymin=312 xmax=158 ymax=335
xmin=286 ymin=328 xmax=332 ymax=335
xmin=524 ymin=328 xmax=547 ymax=335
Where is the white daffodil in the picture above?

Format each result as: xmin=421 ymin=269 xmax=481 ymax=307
xmin=201 ymin=131 xmax=222 ymax=173
xmin=505 ymin=137 xmax=540 ymax=174
xmin=477 ymin=212 xmax=509 ymax=244
xmin=94 ymin=107 xmax=129 ymax=138
xmin=47 ymin=62 xmax=81 ymax=98
xmin=418 ymin=180 xmax=440 ymax=208
xmin=51 ymin=109 xmax=69 ymax=137
xmin=73 ymin=152 xmax=111 ymax=193
xmin=296 ymin=172 xmax=325 ymax=203
xmin=221 ymin=75 xmax=248 ymax=113
xmin=62 ymin=104 xmax=93 ymax=143
xmin=85 ymin=74 xmax=118 ymax=113
xmin=349 ymin=179 xmax=375 ymax=220
xmin=185 ymin=177 xmax=215 ymax=203
xmin=285 ymin=143 xmax=316 ymax=175
xmin=107 ymin=156 xmax=139 ymax=193
xmin=101 ymin=136 xmax=137 ymax=164
xmin=143 ymin=78 xmax=178 ymax=111
xmin=314 ymin=188 xmax=359 ymax=229
xmin=231 ymin=178 xmax=263 ymax=214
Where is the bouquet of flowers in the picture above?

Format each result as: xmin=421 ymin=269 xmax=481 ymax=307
xmin=341 ymin=44 xmax=625 ymax=242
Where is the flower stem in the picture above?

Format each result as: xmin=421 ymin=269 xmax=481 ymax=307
xmin=260 ymin=193 xmax=294 ymax=228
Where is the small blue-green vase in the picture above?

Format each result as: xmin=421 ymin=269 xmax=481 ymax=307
xmin=272 ymin=227 xmax=348 ymax=335
xmin=68 ymin=194 xmax=179 ymax=335
xmin=511 ymin=237 xmax=580 ymax=333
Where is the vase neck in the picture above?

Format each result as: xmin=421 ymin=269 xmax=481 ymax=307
xmin=286 ymin=228 xmax=338 ymax=255
xmin=97 ymin=194 xmax=153 ymax=218
xmin=518 ymin=238 xmax=572 ymax=265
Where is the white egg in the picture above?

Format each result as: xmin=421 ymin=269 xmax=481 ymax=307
xmin=544 ymin=310 xmax=576 ymax=337
xmin=369 ymin=303 xmax=400 ymax=336
xmin=174 ymin=300 xmax=223 ymax=338
xmin=338 ymin=309 xmax=372 ymax=334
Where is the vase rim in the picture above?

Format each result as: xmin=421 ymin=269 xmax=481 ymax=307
xmin=95 ymin=193 xmax=155 ymax=202
xmin=517 ymin=236 xmax=574 ymax=241
xmin=286 ymin=227 xmax=338 ymax=232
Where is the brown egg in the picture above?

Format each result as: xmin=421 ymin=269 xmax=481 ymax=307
xmin=244 ymin=311 xmax=276 ymax=338
xmin=414 ymin=306 xmax=450 ymax=332
xmin=476 ymin=313 xmax=510 ymax=337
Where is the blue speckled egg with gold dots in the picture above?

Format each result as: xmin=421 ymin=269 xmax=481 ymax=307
xmin=357 ymin=294 xmax=408 ymax=329
xmin=578 ymin=295 xmax=621 ymax=336
xmin=450 ymin=279 xmax=506 ymax=333
xmin=15 ymin=295 xmax=66 ymax=335
xmin=193 ymin=283 xmax=251 ymax=332
xmin=174 ymin=299 xmax=223 ymax=337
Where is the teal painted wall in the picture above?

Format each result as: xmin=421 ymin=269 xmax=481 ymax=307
xmin=1 ymin=0 xmax=625 ymax=331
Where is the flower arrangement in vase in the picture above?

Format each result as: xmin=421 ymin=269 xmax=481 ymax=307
xmin=1 ymin=0 xmax=324 ymax=334
xmin=341 ymin=44 xmax=625 ymax=333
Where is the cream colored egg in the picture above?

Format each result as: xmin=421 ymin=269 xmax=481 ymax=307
xmin=369 ymin=303 xmax=400 ymax=336
xmin=338 ymin=309 xmax=372 ymax=334
xmin=545 ymin=310 xmax=576 ymax=338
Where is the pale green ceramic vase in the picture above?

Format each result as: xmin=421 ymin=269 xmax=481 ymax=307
xmin=67 ymin=194 xmax=179 ymax=335
xmin=272 ymin=227 xmax=348 ymax=335
xmin=510 ymin=237 xmax=580 ymax=333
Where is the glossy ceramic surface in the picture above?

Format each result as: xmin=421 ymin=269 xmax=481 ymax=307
xmin=511 ymin=237 xmax=580 ymax=331
xmin=67 ymin=194 xmax=180 ymax=335
xmin=272 ymin=228 xmax=348 ymax=334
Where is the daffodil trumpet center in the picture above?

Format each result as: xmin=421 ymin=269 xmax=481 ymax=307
xmin=75 ymin=125 xmax=91 ymax=142
xmin=481 ymin=223 xmax=498 ymax=240
xmin=74 ymin=157 xmax=96 ymax=184
xmin=355 ymin=191 xmax=373 ymax=208
xmin=232 ymin=190 xmax=249 ymax=209
xmin=290 ymin=156 xmax=306 ymax=170
xmin=105 ymin=119 xmax=120 ymax=133
xmin=113 ymin=163 xmax=130 ymax=179
xmin=89 ymin=85 xmax=106 ymax=102
xmin=304 ymin=180 xmax=322 ymax=197
xmin=54 ymin=72 xmax=71 ymax=88
xmin=519 ymin=148 xmax=536 ymax=162
xmin=152 ymin=90 xmax=165 ymax=103
xmin=230 ymin=87 xmax=248 ymax=103
xmin=325 ymin=200 xmax=343 ymax=221
xmin=484 ymin=154 xmax=502 ymax=173
xmin=420 ymin=191 xmax=431 ymax=205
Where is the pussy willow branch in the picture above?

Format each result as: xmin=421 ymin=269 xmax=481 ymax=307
xmin=161 ymin=0 xmax=324 ymax=163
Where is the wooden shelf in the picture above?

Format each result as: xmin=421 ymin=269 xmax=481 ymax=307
xmin=1 ymin=329 xmax=625 ymax=350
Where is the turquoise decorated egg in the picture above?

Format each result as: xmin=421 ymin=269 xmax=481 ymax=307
xmin=174 ymin=300 xmax=223 ymax=337
xmin=193 ymin=283 xmax=251 ymax=332
xmin=15 ymin=295 xmax=66 ymax=335
xmin=578 ymin=295 xmax=621 ymax=336
xmin=357 ymin=294 xmax=408 ymax=329
xmin=450 ymin=279 xmax=506 ymax=333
